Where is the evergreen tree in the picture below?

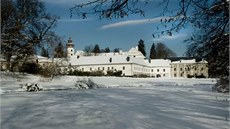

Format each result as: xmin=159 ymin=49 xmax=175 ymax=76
xmin=41 ymin=47 xmax=49 ymax=58
xmin=104 ymin=47 xmax=110 ymax=53
xmin=149 ymin=43 xmax=156 ymax=59
xmin=138 ymin=39 xmax=146 ymax=57
xmin=113 ymin=48 xmax=120 ymax=53
xmin=92 ymin=44 xmax=100 ymax=55
xmin=54 ymin=43 xmax=66 ymax=58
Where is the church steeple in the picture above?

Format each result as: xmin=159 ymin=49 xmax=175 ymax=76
xmin=66 ymin=37 xmax=75 ymax=57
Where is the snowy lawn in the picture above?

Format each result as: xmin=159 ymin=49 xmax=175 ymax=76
xmin=1 ymin=74 xmax=229 ymax=129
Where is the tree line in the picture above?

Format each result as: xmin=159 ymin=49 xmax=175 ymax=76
xmin=42 ymin=38 xmax=176 ymax=59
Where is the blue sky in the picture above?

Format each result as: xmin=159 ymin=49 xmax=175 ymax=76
xmin=43 ymin=0 xmax=192 ymax=57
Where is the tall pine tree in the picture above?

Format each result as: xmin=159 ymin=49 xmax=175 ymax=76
xmin=41 ymin=47 xmax=49 ymax=58
xmin=149 ymin=43 xmax=156 ymax=59
xmin=104 ymin=47 xmax=110 ymax=53
xmin=54 ymin=43 xmax=66 ymax=58
xmin=137 ymin=39 xmax=146 ymax=57
xmin=92 ymin=44 xmax=100 ymax=55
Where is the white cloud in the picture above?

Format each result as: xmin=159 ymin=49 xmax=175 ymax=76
xmin=58 ymin=18 xmax=87 ymax=23
xmin=100 ymin=16 xmax=170 ymax=30
xmin=151 ymin=33 xmax=188 ymax=41
xmin=42 ymin=0 xmax=86 ymax=5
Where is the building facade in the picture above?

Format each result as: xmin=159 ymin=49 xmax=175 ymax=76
xmin=170 ymin=59 xmax=208 ymax=78
xmin=69 ymin=47 xmax=150 ymax=76
xmin=149 ymin=59 xmax=171 ymax=78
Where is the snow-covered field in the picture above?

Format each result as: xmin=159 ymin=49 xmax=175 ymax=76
xmin=1 ymin=73 xmax=229 ymax=129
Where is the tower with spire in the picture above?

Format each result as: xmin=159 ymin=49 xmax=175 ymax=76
xmin=66 ymin=37 xmax=75 ymax=58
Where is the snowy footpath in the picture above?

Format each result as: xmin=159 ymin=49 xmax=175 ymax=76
xmin=1 ymin=73 xmax=229 ymax=129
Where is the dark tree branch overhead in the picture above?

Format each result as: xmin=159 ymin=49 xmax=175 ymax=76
xmin=70 ymin=0 xmax=146 ymax=19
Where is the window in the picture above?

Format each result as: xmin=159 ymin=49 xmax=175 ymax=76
xmin=174 ymin=68 xmax=176 ymax=71
xmin=181 ymin=73 xmax=183 ymax=77
xmin=163 ymin=69 xmax=165 ymax=72
xmin=109 ymin=58 xmax=112 ymax=62
xmin=90 ymin=68 xmax=92 ymax=71
xmin=82 ymin=68 xmax=84 ymax=71
xmin=180 ymin=68 xmax=183 ymax=71
xmin=102 ymin=67 xmax=104 ymax=70
xmin=71 ymin=54 xmax=73 ymax=56
xmin=71 ymin=50 xmax=73 ymax=52
xmin=195 ymin=68 xmax=197 ymax=70
xmin=201 ymin=68 xmax=203 ymax=71
xmin=188 ymin=67 xmax=190 ymax=71
xmin=163 ymin=74 xmax=165 ymax=77
xmin=123 ymin=66 xmax=125 ymax=70
xmin=157 ymin=69 xmax=159 ymax=72
xmin=112 ymin=67 xmax=114 ymax=69
xmin=108 ymin=67 xmax=110 ymax=70
xmin=151 ymin=69 xmax=153 ymax=72
xmin=126 ymin=57 xmax=130 ymax=62
xmin=98 ymin=67 xmax=100 ymax=70
xmin=174 ymin=74 xmax=177 ymax=77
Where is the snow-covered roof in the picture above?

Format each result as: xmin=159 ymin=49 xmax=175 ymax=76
xmin=149 ymin=59 xmax=171 ymax=67
xmin=127 ymin=46 xmax=145 ymax=58
xmin=171 ymin=59 xmax=207 ymax=64
xmin=69 ymin=54 xmax=150 ymax=67
xmin=75 ymin=50 xmax=85 ymax=56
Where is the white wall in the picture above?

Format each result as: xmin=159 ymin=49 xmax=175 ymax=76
xmin=76 ymin=64 xmax=133 ymax=76
xmin=150 ymin=67 xmax=171 ymax=78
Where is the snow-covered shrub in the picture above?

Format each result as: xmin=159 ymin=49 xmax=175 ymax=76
xmin=213 ymin=77 xmax=229 ymax=93
xmin=75 ymin=78 xmax=98 ymax=89
xmin=69 ymin=70 xmax=104 ymax=76
xmin=21 ymin=83 xmax=42 ymax=92
xmin=39 ymin=66 xmax=53 ymax=77
xmin=19 ymin=62 xmax=41 ymax=74
xmin=106 ymin=70 xmax=122 ymax=76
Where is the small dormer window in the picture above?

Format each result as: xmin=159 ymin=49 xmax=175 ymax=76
xmin=71 ymin=50 xmax=73 ymax=52
xmin=126 ymin=57 xmax=130 ymax=62
xmin=109 ymin=57 xmax=112 ymax=62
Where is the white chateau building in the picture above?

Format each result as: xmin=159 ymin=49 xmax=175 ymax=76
xmin=0 ymin=37 xmax=209 ymax=78
xmin=64 ymin=38 xmax=209 ymax=78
